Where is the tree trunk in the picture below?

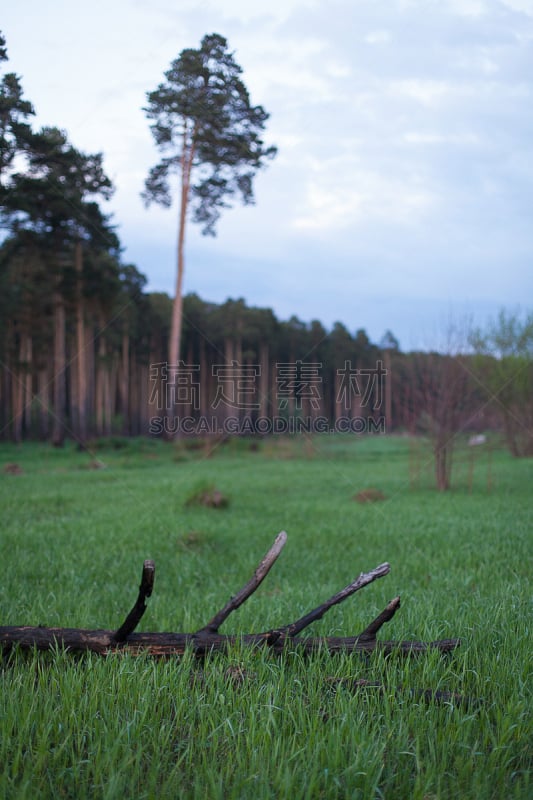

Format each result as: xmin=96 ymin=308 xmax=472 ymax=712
xmin=140 ymin=363 xmax=150 ymax=434
xmin=169 ymin=127 xmax=197 ymax=376
xmin=11 ymin=329 xmax=32 ymax=442
xmin=384 ymin=348 xmax=392 ymax=431
xmin=121 ymin=332 xmax=130 ymax=434
xmin=51 ymin=291 xmax=66 ymax=447
xmin=104 ymin=358 xmax=114 ymax=435
xmin=168 ymin=127 xmax=197 ymax=439
xmin=37 ymin=366 xmax=50 ymax=439
xmin=74 ymin=240 xmax=88 ymax=444
xmin=11 ymin=356 xmax=23 ymax=443
xmin=0 ymin=358 xmax=10 ymax=440
xmin=22 ymin=334 xmax=33 ymax=434
xmin=222 ymin=338 xmax=234 ymax=426
xmin=199 ymin=337 xmax=209 ymax=417
xmin=435 ymin=439 xmax=451 ymax=491
xmin=260 ymin=343 xmax=269 ymax=420
xmin=95 ymin=316 xmax=107 ymax=437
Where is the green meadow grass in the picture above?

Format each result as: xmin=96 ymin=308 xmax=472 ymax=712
xmin=0 ymin=434 xmax=531 ymax=799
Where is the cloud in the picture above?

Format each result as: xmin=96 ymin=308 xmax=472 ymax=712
xmin=446 ymin=0 xmax=489 ymax=17
xmin=403 ymin=131 xmax=480 ymax=146
xmin=364 ymin=30 xmax=392 ymax=45
xmin=500 ymin=0 xmax=533 ymax=15
xmin=239 ymin=34 xmax=337 ymax=102
xmin=292 ymin=170 xmax=436 ymax=232
xmin=389 ymin=79 xmax=460 ymax=107
xmin=206 ymin=0 xmax=320 ymax=24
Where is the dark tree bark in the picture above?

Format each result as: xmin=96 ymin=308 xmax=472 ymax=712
xmin=74 ymin=240 xmax=88 ymax=443
xmin=51 ymin=290 xmax=66 ymax=447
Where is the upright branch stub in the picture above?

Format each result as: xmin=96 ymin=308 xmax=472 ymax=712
xmin=197 ymin=531 xmax=288 ymax=634
xmin=113 ymin=560 xmax=155 ymax=642
xmin=357 ymin=596 xmax=401 ymax=642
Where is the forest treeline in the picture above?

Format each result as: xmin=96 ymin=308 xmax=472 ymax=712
xmin=0 ymin=256 xmax=522 ymax=449
xmin=1 ymin=29 xmax=531 ymax=472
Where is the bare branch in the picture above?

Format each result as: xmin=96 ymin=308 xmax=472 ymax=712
xmin=196 ymin=531 xmax=287 ymax=634
xmin=271 ymin=562 xmax=391 ymax=639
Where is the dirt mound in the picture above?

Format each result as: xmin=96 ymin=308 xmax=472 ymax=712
xmin=353 ymin=488 xmax=386 ymax=503
xmin=3 ymin=463 xmax=23 ymax=475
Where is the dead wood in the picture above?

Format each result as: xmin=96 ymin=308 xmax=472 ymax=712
xmin=0 ymin=533 xmax=460 ymax=659
xmin=353 ymin=488 xmax=386 ymax=503
xmin=3 ymin=462 xmax=23 ymax=475
xmin=114 ymin=559 xmax=155 ymax=642
xmin=197 ymin=531 xmax=287 ymax=634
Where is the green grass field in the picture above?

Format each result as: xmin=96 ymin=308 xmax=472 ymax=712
xmin=0 ymin=434 xmax=531 ymax=799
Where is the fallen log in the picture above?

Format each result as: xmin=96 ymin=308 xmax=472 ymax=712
xmin=0 ymin=532 xmax=460 ymax=659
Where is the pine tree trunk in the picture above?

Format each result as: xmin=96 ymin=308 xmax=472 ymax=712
xmin=11 ymin=330 xmax=32 ymax=442
xmin=75 ymin=241 xmax=88 ymax=444
xmin=37 ymin=367 xmax=50 ymax=439
xmin=85 ymin=318 xmax=95 ymax=438
xmin=95 ymin=318 xmax=106 ymax=437
xmin=223 ymin=338 xmax=234 ymax=426
xmin=235 ymin=337 xmax=242 ymax=424
xmin=140 ymin=363 xmax=150 ymax=434
xmin=104 ymin=359 xmax=113 ymax=435
xmin=51 ymin=291 xmax=66 ymax=447
xmin=22 ymin=334 xmax=33 ymax=434
xmin=168 ymin=126 xmax=197 ymax=435
xmin=0 ymin=358 xmax=9 ymax=440
xmin=334 ymin=368 xmax=343 ymax=425
xmin=12 ymin=354 xmax=23 ymax=443
xmin=260 ymin=343 xmax=269 ymax=419
xmin=169 ymin=130 xmax=196 ymax=373
xmin=121 ymin=332 xmax=130 ymax=434
xmin=384 ymin=349 xmax=392 ymax=431
xmin=200 ymin=337 xmax=208 ymax=418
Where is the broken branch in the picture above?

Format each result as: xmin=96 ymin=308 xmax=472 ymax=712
xmin=357 ymin=596 xmax=401 ymax=642
xmin=273 ymin=562 xmax=390 ymax=638
xmin=114 ymin=560 xmax=155 ymax=642
xmin=197 ymin=531 xmax=287 ymax=634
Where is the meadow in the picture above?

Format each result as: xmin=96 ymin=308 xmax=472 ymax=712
xmin=0 ymin=434 xmax=531 ymax=799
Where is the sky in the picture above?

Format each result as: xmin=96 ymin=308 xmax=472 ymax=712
xmin=2 ymin=0 xmax=533 ymax=350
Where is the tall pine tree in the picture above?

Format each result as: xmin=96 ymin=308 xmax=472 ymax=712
xmin=142 ymin=33 xmax=276 ymax=380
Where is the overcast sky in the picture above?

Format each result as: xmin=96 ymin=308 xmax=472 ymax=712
xmin=2 ymin=0 xmax=532 ymax=349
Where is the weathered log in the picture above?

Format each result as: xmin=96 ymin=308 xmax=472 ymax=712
xmin=0 ymin=533 xmax=460 ymax=659
xmin=0 ymin=625 xmax=459 ymax=657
